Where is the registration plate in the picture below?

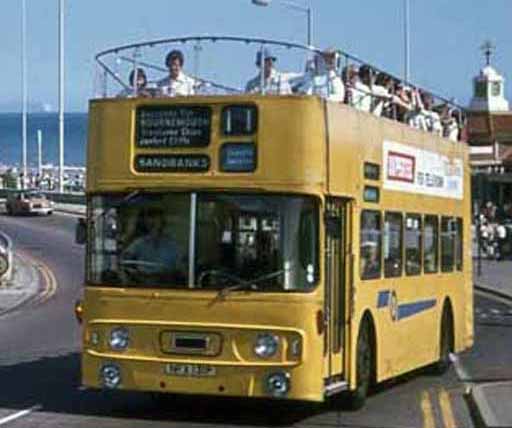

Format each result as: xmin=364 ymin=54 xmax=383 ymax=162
xmin=164 ymin=363 xmax=216 ymax=377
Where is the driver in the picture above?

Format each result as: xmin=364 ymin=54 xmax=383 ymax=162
xmin=122 ymin=206 xmax=181 ymax=276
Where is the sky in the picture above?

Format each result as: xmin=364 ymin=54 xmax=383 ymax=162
xmin=1 ymin=0 xmax=511 ymax=112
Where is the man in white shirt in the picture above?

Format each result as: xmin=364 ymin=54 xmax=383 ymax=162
xmin=371 ymin=73 xmax=394 ymax=117
xmin=245 ymin=48 xmax=292 ymax=95
xmin=346 ymin=65 xmax=372 ymax=112
xmin=158 ymin=50 xmax=196 ymax=96
xmin=442 ymin=107 xmax=460 ymax=141
xmin=294 ymin=49 xmax=345 ymax=102
xmin=420 ymin=92 xmax=443 ymax=136
xmin=404 ymin=88 xmax=428 ymax=131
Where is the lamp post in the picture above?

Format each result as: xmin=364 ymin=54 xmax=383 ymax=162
xmin=58 ymin=0 xmax=65 ymax=193
xmin=37 ymin=129 xmax=43 ymax=179
xmin=251 ymin=0 xmax=312 ymax=46
xmin=403 ymin=0 xmax=410 ymax=82
xmin=21 ymin=0 xmax=28 ymax=188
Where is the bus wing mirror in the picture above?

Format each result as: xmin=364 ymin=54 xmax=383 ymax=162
xmin=325 ymin=214 xmax=341 ymax=239
xmin=75 ymin=218 xmax=87 ymax=245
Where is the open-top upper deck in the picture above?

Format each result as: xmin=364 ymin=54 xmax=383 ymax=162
xmin=94 ymin=36 xmax=465 ymax=130
xmin=89 ymin=36 xmax=469 ymax=204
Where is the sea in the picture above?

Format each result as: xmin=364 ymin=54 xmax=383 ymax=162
xmin=0 ymin=113 xmax=87 ymax=168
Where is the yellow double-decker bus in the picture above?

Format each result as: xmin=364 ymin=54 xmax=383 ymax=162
xmin=76 ymin=36 xmax=473 ymax=407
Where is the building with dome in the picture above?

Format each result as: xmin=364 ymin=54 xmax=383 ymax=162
xmin=467 ymin=42 xmax=512 ymax=214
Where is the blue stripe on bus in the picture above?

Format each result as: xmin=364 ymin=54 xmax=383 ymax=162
xmin=396 ymin=299 xmax=436 ymax=320
xmin=377 ymin=290 xmax=390 ymax=308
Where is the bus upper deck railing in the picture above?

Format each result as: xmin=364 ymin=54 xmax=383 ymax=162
xmin=94 ymin=35 xmax=466 ymax=142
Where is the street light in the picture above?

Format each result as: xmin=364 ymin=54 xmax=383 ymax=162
xmin=251 ymin=0 xmax=312 ymax=46
xmin=21 ymin=0 xmax=28 ymax=188
xmin=58 ymin=0 xmax=65 ymax=193
xmin=403 ymin=0 xmax=410 ymax=82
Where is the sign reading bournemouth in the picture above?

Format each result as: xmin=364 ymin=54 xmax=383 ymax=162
xmin=136 ymin=106 xmax=211 ymax=148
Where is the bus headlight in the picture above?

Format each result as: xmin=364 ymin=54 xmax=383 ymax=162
xmin=265 ymin=372 xmax=290 ymax=397
xmin=100 ymin=363 xmax=121 ymax=389
xmin=109 ymin=327 xmax=129 ymax=351
xmin=254 ymin=333 xmax=279 ymax=358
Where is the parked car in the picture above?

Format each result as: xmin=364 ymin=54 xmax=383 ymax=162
xmin=5 ymin=190 xmax=54 ymax=216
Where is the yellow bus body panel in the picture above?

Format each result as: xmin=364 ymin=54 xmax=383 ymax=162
xmin=82 ymin=288 xmax=325 ymax=401
xmin=82 ymin=95 xmax=473 ymax=400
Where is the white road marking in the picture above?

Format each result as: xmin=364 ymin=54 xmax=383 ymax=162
xmin=54 ymin=210 xmax=84 ymax=218
xmin=490 ymin=308 xmax=501 ymax=315
xmin=0 ymin=405 xmax=40 ymax=425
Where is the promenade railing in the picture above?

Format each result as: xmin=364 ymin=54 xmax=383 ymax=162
xmin=0 ymin=231 xmax=13 ymax=284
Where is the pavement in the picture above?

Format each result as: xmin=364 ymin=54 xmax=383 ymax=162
xmin=0 ymin=253 xmax=41 ymax=317
xmin=52 ymin=202 xmax=85 ymax=216
xmin=0 ymin=201 xmax=82 ymax=318
xmin=472 ymin=259 xmax=512 ymax=428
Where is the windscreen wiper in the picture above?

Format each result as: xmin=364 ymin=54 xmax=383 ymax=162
xmin=196 ymin=269 xmax=258 ymax=299
xmin=214 ymin=269 xmax=284 ymax=300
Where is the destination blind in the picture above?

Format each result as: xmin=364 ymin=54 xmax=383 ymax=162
xmin=134 ymin=154 xmax=210 ymax=173
xmin=136 ymin=106 xmax=211 ymax=148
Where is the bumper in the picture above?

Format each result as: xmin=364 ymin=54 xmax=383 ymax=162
xmin=29 ymin=207 xmax=52 ymax=215
xmin=82 ymin=353 xmax=324 ymax=402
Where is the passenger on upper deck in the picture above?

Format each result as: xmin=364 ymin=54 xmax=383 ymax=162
xmin=404 ymin=88 xmax=428 ymax=131
xmin=370 ymin=72 xmax=394 ymax=117
xmin=117 ymin=68 xmax=151 ymax=98
xmin=157 ymin=49 xmax=196 ymax=96
xmin=245 ymin=48 xmax=292 ymax=95
xmin=345 ymin=65 xmax=372 ymax=112
xmin=293 ymin=48 xmax=345 ymax=102
xmin=441 ymin=106 xmax=460 ymax=142
xmin=420 ymin=92 xmax=443 ymax=136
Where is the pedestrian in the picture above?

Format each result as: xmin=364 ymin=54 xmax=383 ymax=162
xmin=496 ymin=222 xmax=507 ymax=260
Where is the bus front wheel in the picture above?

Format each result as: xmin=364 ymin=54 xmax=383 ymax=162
xmin=346 ymin=320 xmax=374 ymax=410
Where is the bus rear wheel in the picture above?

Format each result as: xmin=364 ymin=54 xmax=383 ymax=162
xmin=346 ymin=320 xmax=373 ymax=410
xmin=433 ymin=306 xmax=454 ymax=375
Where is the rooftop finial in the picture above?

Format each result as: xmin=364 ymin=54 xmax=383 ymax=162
xmin=481 ymin=40 xmax=496 ymax=66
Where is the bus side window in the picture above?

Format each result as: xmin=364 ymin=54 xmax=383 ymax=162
xmin=455 ymin=218 xmax=463 ymax=271
xmin=441 ymin=217 xmax=455 ymax=272
xmin=405 ymin=214 xmax=422 ymax=276
xmin=360 ymin=210 xmax=382 ymax=280
xmin=384 ymin=212 xmax=403 ymax=278
xmin=424 ymin=215 xmax=439 ymax=274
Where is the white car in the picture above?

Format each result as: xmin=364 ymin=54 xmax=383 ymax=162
xmin=5 ymin=190 xmax=54 ymax=216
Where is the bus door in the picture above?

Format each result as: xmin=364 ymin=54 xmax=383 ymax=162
xmin=324 ymin=198 xmax=351 ymax=389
